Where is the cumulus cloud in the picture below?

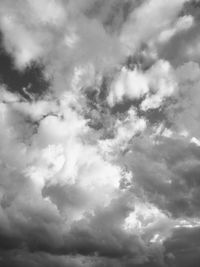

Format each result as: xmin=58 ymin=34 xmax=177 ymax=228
xmin=0 ymin=0 xmax=200 ymax=267
xmin=107 ymin=59 xmax=177 ymax=110
xmin=107 ymin=67 xmax=149 ymax=106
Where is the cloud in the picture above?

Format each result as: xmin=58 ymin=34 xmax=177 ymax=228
xmin=0 ymin=0 xmax=200 ymax=267
xmin=122 ymin=132 xmax=200 ymax=214
xmin=165 ymin=226 xmax=200 ymax=267
xmin=157 ymin=1 xmax=200 ymax=66
xmin=120 ymin=0 xmax=189 ymax=54
xmin=141 ymin=60 xmax=177 ymax=110
xmin=27 ymin=0 xmax=65 ymax=25
xmin=107 ymin=59 xmax=177 ymax=111
xmin=107 ymin=67 xmax=149 ymax=106
xmin=0 ymin=0 xmax=123 ymax=80
xmin=166 ymin=61 xmax=200 ymax=138
xmin=156 ymin=15 xmax=194 ymax=44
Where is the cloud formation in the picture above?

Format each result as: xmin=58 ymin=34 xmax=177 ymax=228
xmin=0 ymin=0 xmax=200 ymax=267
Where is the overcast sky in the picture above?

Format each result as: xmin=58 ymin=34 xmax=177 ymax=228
xmin=0 ymin=1 xmax=200 ymax=267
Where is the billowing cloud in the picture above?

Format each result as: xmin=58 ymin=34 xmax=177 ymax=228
xmin=0 ymin=0 xmax=199 ymax=267
xmin=107 ymin=59 xmax=177 ymax=110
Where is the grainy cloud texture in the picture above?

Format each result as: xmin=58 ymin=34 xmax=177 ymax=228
xmin=0 ymin=0 xmax=200 ymax=267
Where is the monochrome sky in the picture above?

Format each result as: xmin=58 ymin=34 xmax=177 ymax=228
xmin=0 ymin=1 xmax=200 ymax=267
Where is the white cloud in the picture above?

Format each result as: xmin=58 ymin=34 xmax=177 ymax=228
xmin=99 ymin=108 xmax=146 ymax=157
xmin=124 ymin=202 xmax=174 ymax=243
xmin=141 ymin=60 xmax=177 ymax=110
xmin=107 ymin=60 xmax=177 ymax=110
xmin=107 ymin=67 xmax=149 ymax=106
xmin=157 ymin=15 xmax=194 ymax=44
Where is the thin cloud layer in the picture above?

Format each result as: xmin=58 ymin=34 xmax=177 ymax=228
xmin=0 ymin=0 xmax=199 ymax=267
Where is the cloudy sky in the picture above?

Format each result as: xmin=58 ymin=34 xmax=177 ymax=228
xmin=0 ymin=0 xmax=200 ymax=266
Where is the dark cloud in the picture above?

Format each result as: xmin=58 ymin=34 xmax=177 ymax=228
xmin=165 ymin=227 xmax=200 ymax=267
xmin=0 ymin=33 xmax=50 ymax=100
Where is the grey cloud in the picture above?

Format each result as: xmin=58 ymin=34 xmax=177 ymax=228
xmin=158 ymin=24 xmax=200 ymax=66
xmin=123 ymin=135 xmax=200 ymax=218
xmin=165 ymin=226 xmax=200 ymax=267
xmin=165 ymin=62 xmax=200 ymax=138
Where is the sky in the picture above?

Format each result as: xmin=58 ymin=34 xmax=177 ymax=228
xmin=0 ymin=0 xmax=200 ymax=267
